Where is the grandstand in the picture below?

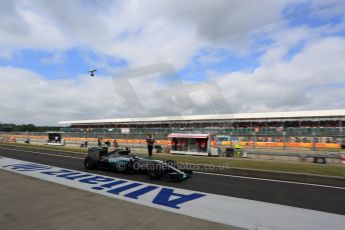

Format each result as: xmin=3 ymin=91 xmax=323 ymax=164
xmin=59 ymin=109 xmax=345 ymax=145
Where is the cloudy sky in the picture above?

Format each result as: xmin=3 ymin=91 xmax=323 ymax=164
xmin=0 ymin=0 xmax=345 ymax=125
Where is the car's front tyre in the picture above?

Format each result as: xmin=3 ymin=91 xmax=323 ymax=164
xmin=148 ymin=168 xmax=163 ymax=180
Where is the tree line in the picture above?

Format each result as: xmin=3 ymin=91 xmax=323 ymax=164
xmin=0 ymin=123 xmax=60 ymax=132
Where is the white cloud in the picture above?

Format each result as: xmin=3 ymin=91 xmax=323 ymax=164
xmin=40 ymin=53 xmax=65 ymax=65
xmin=216 ymin=36 xmax=345 ymax=112
xmin=0 ymin=0 xmax=345 ymax=124
xmin=0 ymin=36 xmax=344 ymax=125
xmin=261 ymin=47 xmax=288 ymax=66
xmin=0 ymin=67 xmax=125 ymax=125
xmin=0 ymin=48 xmax=12 ymax=60
xmin=0 ymin=0 xmax=300 ymax=66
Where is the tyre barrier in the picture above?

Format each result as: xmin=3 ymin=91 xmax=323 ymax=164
xmin=313 ymin=157 xmax=326 ymax=164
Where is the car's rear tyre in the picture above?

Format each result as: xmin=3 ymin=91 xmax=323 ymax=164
xmin=84 ymin=156 xmax=96 ymax=170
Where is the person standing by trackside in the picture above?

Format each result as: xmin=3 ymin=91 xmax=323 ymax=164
xmin=97 ymin=137 xmax=102 ymax=147
xmin=83 ymin=138 xmax=88 ymax=148
xmin=146 ymin=134 xmax=155 ymax=157
xmin=113 ymin=139 xmax=118 ymax=149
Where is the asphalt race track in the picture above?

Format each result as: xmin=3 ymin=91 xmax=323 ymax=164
xmin=0 ymin=145 xmax=344 ymax=215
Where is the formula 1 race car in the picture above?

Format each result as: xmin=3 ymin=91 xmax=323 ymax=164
xmin=84 ymin=147 xmax=192 ymax=182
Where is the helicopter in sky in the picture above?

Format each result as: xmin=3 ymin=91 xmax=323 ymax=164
xmin=88 ymin=69 xmax=97 ymax=77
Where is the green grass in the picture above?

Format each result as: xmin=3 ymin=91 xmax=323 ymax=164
xmin=133 ymin=152 xmax=345 ymax=177
xmin=1 ymin=142 xmax=345 ymax=177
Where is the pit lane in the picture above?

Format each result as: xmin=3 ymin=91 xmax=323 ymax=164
xmin=0 ymin=145 xmax=344 ymax=215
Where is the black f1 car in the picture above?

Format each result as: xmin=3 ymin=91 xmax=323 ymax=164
xmin=84 ymin=147 xmax=192 ymax=182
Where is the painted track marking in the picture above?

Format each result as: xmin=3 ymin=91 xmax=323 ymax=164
xmin=0 ymin=146 xmax=344 ymax=190
xmin=1 ymin=156 xmax=345 ymax=230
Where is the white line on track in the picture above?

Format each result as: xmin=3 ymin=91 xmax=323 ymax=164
xmin=2 ymin=156 xmax=345 ymax=230
xmin=0 ymin=146 xmax=83 ymax=160
xmin=194 ymin=171 xmax=345 ymax=190
xmin=1 ymin=146 xmax=344 ymax=190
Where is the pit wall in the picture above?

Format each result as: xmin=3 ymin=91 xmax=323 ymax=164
xmin=1 ymin=134 xmax=341 ymax=149
xmin=222 ymin=141 xmax=340 ymax=149
xmin=2 ymin=134 xmax=344 ymax=165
